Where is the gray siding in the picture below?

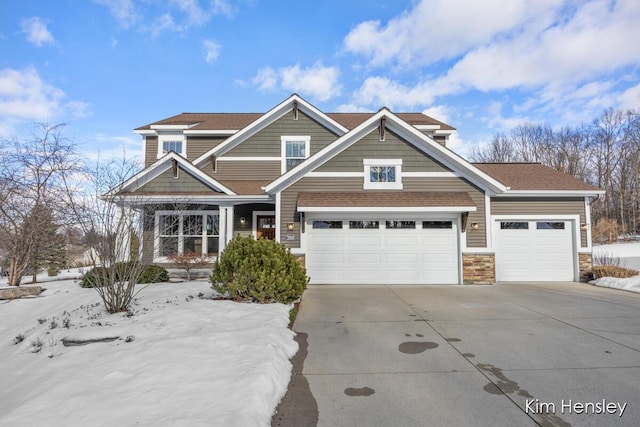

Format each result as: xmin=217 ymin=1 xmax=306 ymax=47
xmin=317 ymin=129 xmax=451 ymax=173
xmin=187 ymin=136 xmax=227 ymax=160
xmin=225 ymin=111 xmax=338 ymax=157
xmin=491 ymin=197 xmax=587 ymax=247
xmin=135 ymin=168 xmax=214 ymax=193
xmin=207 ymin=160 xmax=281 ymax=181
xmin=145 ymin=136 xmax=158 ymax=168
xmin=280 ymin=176 xmax=485 ymax=249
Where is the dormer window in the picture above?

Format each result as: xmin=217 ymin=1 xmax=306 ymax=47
xmin=363 ymin=159 xmax=403 ymax=189
xmin=157 ymin=133 xmax=186 ymax=158
xmin=281 ymin=136 xmax=310 ymax=172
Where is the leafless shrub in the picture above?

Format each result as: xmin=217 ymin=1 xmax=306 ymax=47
xmin=592 ymin=265 xmax=639 ymax=279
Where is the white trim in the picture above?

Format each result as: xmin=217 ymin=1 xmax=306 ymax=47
xmin=264 ymin=109 xmax=509 ymax=195
xmin=363 ymin=159 xmax=403 ymax=190
xmin=218 ymin=156 xmax=282 ymax=162
xmin=150 ymin=124 xmax=197 ymax=130
xmin=275 ymin=192 xmax=282 ymax=243
xmin=496 ymin=190 xmax=605 ymax=197
xmin=119 ymin=194 xmax=270 ymax=206
xmin=153 ymin=210 xmax=220 ymax=262
xmin=433 ymin=129 xmax=456 ymax=135
xmin=462 ymin=249 xmax=495 ymax=254
xmin=484 ymin=192 xmax=492 ymax=251
xmin=584 ymin=196 xmax=592 ymax=249
xmin=403 ymin=171 xmax=458 ymax=178
xmin=414 ymin=125 xmax=441 ymax=130
xmin=112 ymin=151 xmax=237 ymax=197
xmin=492 ymin=214 xmax=581 ymax=282
xmin=307 ymin=172 xmax=364 ymax=178
xmin=134 ymin=129 xmax=156 ymax=136
xmin=157 ymin=132 xmax=186 ymax=159
xmin=299 ymin=206 xmax=476 ymax=213
xmin=252 ymin=210 xmax=276 ymax=239
xmin=184 ymin=129 xmax=238 ymax=135
xmin=281 ymin=136 xmax=311 ymax=174
xmin=141 ymin=137 xmax=147 ymax=168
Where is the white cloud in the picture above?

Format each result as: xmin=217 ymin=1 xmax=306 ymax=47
xmin=0 ymin=67 xmax=64 ymax=120
xmin=344 ymin=0 xmax=559 ymax=67
xmin=252 ymin=63 xmax=341 ymax=102
xmin=211 ymin=0 xmax=235 ymax=18
xmin=0 ymin=67 xmax=90 ymax=137
xmin=94 ymin=0 xmax=140 ymax=29
xmin=618 ymin=83 xmax=640 ymax=112
xmin=149 ymin=13 xmax=177 ymax=38
xmin=171 ymin=0 xmax=209 ymax=26
xmin=21 ymin=17 xmax=54 ymax=47
xmin=203 ymin=39 xmax=221 ymax=63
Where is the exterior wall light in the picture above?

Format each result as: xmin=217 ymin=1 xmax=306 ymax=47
xmin=471 ymin=222 xmax=479 ymax=230
xmin=240 ymin=217 xmax=246 ymax=225
xmin=287 ymin=222 xmax=295 ymax=231
xmin=580 ymin=223 xmax=588 ymax=231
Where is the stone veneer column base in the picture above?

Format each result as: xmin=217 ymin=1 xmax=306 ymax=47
xmin=579 ymin=253 xmax=593 ymax=282
xmin=463 ymin=253 xmax=495 ymax=285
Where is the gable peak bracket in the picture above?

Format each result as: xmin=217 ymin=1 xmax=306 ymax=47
xmin=172 ymin=158 xmax=179 ymax=178
xmin=379 ymin=116 xmax=386 ymax=141
xmin=293 ymin=100 xmax=299 ymax=120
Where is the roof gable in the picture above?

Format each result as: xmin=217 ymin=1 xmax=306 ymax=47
xmin=114 ymin=151 xmax=236 ymax=196
xmin=264 ymin=110 xmax=509 ymax=194
xmin=192 ymin=94 xmax=349 ymax=167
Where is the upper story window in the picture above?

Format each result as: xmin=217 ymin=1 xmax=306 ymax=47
xmin=363 ymin=159 xmax=403 ymax=189
xmin=157 ymin=133 xmax=186 ymax=158
xmin=281 ymin=136 xmax=310 ymax=172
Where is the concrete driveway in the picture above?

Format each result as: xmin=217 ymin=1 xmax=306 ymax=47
xmin=273 ymin=282 xmax=640 ymax=427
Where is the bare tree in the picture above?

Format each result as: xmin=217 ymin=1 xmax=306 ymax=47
xmin=0 ymin=123 xmax=79 ymax=286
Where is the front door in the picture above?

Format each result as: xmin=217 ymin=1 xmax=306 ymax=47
xmin=257 ymin=215 xmax=276 ymax=240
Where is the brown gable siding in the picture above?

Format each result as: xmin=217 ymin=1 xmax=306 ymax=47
xmin=316 ymin=129 xmax=452 ymax=173
xmin=491 ymin=197 xmax=587 ymax=247
xmin=133 ymin=167 xmax=217 ymax=193
xmin=145 ymin=136 xmax=158 ymax=168
xmin=280 ymin=176 xmax=485 ymax=249
xmin=206 ymin=159 xmax=281 ymax=181
xmin=224 ymin=111 xmax=339 ymax=157
xmin=186 ymin=136 xmax=227 ymax=160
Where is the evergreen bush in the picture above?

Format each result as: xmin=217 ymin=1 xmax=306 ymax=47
xmin=210 ymin=235 xmax=308 ymax=303
xmin=80 ymin=263 xmax=168 ymax=287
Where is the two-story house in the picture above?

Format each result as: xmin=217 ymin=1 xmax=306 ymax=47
xmin=114 ymin=94 xmax=603 ymax=284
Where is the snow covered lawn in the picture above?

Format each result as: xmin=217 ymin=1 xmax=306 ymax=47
xmin=0 ymin=280 xmax=298 ymax=427
xmin=592 ymin=241 xmax=640 ymax=294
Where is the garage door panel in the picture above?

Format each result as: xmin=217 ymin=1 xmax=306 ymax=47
xmin=307 ymin=216 xmax=460 ymax=285
xmin=495 ymin=220 xmax=574 ymax=282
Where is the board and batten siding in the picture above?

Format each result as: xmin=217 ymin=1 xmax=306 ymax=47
xmin=225 ymin=111 xmax=339 ymax=157
xmin=317 ymin=129 xmax=452 ymax=173
xmin=490 ymin=197 xmax=587 ymax=247
xmin=134 ymin=168 xmax=216 ymax=193
xmin=280 ymin=176 xmax=486 ymax=249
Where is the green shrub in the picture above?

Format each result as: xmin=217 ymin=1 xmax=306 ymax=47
xmin=139 ymin=264 xmax=169 ymax=283
xmin=210 ymin=235 xmax=308 ymax=303
xmin=80 ymin=263 xmax=168 ymax=288
xmin=592 ymin=264 xmax=639 ymax=279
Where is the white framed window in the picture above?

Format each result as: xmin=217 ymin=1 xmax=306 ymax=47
xmin=157 ymin=133 xmax=186 ymax=158
xmin=155 ymin=210 xmax=219 ymax=261
xmin=281 ymin=136 xmax=310 ymax=172
xmin=363 ymin=159 xmax=403 ymax=189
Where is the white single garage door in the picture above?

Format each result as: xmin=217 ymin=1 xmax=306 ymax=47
xmin=494 ymin=220 xmax=575 ymax=281
xmin=306 ymin=216 xmax=459 ymax=284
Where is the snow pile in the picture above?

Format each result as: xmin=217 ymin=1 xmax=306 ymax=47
xmin=591 ymin=275 xmax=640 ymax=294
xmin=593 ymin=241 xmax=640 ymax=269
xmin=0 ymin=280 xmax=298 ymax=427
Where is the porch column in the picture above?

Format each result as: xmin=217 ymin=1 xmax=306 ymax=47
xmin=115 ymin=207 xmax=132 ymax=262
xmin=218 ymin=205 xmax=235 ymax=254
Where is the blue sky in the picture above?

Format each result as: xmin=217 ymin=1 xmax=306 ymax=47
xmin=1 ymin=0 xmax=639 ymax=160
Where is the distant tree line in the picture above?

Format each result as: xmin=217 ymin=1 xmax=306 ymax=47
xmin=471 ymin=108 xmax=640 ymax=242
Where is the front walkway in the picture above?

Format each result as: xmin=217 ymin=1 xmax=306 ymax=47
xmin=274 ymin=282 xmax=640 ymax=426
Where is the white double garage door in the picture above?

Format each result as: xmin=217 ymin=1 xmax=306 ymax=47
xmin=305 ymin=214 xmax=460 ymax=285
xmin=306 ymin=214 xmax=578 ymax=284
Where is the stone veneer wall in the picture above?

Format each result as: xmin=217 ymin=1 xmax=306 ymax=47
xmin=463 ymin=253 xmax=495 ymax=285
xmin=579 ymin=253 xmax=593 ymax=282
